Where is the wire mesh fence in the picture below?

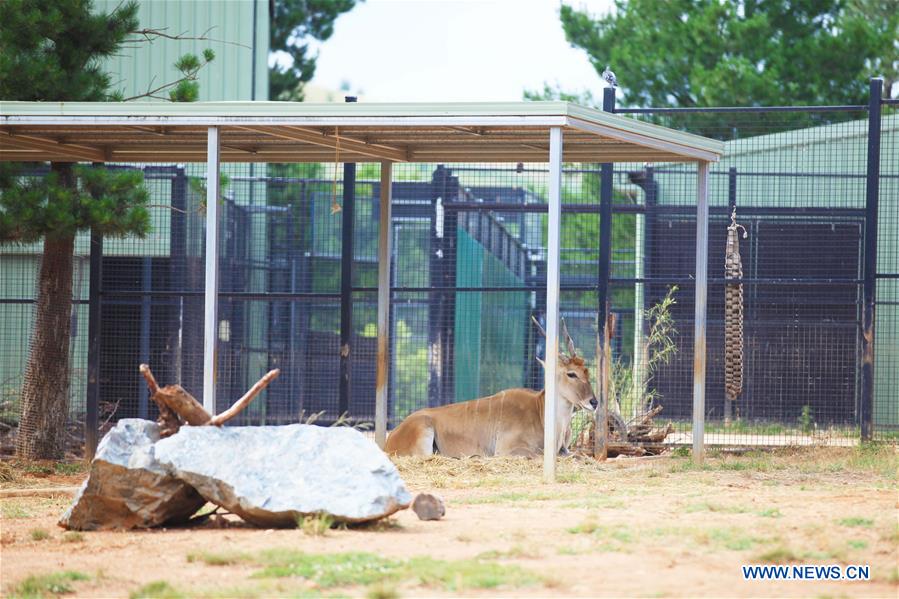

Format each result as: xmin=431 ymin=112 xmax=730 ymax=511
xmin=1 ymin=97 xmax=897 ymax=458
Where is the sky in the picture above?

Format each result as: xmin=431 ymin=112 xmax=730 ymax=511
xmin=303 ymin=0 xmax=616 ymax=102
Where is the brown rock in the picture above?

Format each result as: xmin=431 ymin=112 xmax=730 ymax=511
xmin=412 ymin=493 xmax=445 ymax=521
xmin=59 ymin=419 xmax=205 ymax=531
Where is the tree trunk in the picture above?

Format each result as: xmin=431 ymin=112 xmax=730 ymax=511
xmin=16 ymin=165 xmax=76 ymax=460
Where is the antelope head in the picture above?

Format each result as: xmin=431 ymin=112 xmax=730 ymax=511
xmin=533 ymin=316 xmax=598 ymax=412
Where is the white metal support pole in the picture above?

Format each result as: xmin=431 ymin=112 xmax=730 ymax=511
xmin=375 ymin=161 xmax=393 ymax=449
xmin=203 ymin=126 xmax=221 ymax=414
xmin=692 ymin=161 xmax=710 ymax=462
xmin=544 ymin=126 xmax=563 ymax=482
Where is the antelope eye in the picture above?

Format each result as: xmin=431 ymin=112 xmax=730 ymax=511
xmin=566 ymin=372 xmax=577 ymax=378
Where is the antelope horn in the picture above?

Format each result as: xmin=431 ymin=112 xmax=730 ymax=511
xmin=561 ymin=317 xmax=577 ymax=356
xmin=531 ymin=315 xmax=547 ymax=338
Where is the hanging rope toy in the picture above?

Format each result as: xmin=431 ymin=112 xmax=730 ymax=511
xmin=724 ymin=207 xmax=747 ymax=425
xmin=330 ymin=127 xmax=342 ymax=215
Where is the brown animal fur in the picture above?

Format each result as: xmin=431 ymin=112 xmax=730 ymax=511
xmin=385 ymin=355 xmax=595 ymax=457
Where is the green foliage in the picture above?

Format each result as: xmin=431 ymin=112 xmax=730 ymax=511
xmin=269 ymin=0 xmax=360 ymax=101
xmin=838 ymin=517 xmax=874 ymax=528
xmin=0 ymin=165 xmax=150 ymax=244
xmin=166 ymin=50 xmax=216 ymax=102
xmin=296 ymin=512 xmax=335 ymax=536
xmin=554 ymin=0 xmax=895 ymax=107
xmin=0 ymin=0 xmax=140 ymax=102
xmin=8 ymin=571 xmax=89 ymax=598
xmin=615 ymin=286 xmax=678 ymax=419
xmin=188 ymin=549 xmax=542 ymax=592
xmin=798 ymin=404 xmax=815 ymax=434
xmin=29 ymin=528 xmax=50 ymax=541
xmin=187 ymin=551 xmax=248 ymax=566
xmin=129 ymin=581 xmax=185 ymax=599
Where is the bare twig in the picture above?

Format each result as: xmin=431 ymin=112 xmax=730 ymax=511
xmin=209 ymin=369 xmax=280 ymax=426
xmin=126 ymin=26 xmax=250 ymax=49
xmin=100 ymin=398 xmax=122 ymax=430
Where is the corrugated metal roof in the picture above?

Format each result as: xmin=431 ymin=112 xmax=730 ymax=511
xmin=0 ymin=101 xmax=724 ymax=163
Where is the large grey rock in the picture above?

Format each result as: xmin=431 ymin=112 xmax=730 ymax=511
xmin=59 ymin=419 xmax=205 ymax=530
xmin=155 ymin=424 xmax=412 ymax=527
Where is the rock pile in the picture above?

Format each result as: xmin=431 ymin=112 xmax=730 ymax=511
xmin=60 ymin=419 xmax=412 ymax=531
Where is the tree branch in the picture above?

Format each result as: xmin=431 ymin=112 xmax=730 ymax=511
xmin=126 ymin=26 xmax=250 ymax=50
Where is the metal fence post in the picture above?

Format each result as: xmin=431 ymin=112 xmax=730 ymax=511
xmin=861 ymin=77 xmax=883 ymax=442
xmin=693 ymin=162 xmax=711 ymax=462
xmin=595 ymin=86 xmax=615 ymax=460
xmin=544 ymin=126 xmax=563 ymax=483
xmin=203 ymin=126 xmax=221 ymax=414
xmin=375 ymin=161 xmax=393 ymax=448
xmin=339 ymin=96 xmax=358 ymax=418
xmin=85 ymin=230 xmax=102 ymax=460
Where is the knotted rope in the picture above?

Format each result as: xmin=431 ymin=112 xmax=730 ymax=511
xmin=724 ymin=207 xmax=747 ymax=419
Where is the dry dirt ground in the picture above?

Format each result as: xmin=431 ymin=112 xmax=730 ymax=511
xmin=1 ymin=447 xmax=897 ymax=598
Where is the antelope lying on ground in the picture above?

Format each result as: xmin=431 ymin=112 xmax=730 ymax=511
xmin=385 ymin=319 xmax=597 ymax=457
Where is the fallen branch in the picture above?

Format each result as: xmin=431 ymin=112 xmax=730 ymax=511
xmin=139 ymin=364 xmax=280 ymax=436
xmin=209 ymin=369 xmax=280 ymax=426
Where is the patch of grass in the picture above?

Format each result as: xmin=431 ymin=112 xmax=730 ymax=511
xmin=253 ymin=550 xmax=399 ymax=586
xmin=129 ymin=581 xmax=185 ymax=599
xmin=691 ymin=527 xmax=761 ymax=551
xmin=847 ymin=539 xmax=868 ymax=550
xmin=1 ymin=502 xmax=31 ymax=519
xmin=244 ymin=549 xmax=540 ymax=591
xmin=565 ymin=519 xmax=634 ymax=552
xmin=567 ymin=519 xmax=599 ymax=535
xmin=685 ymin=502 xmax=749 ymax=514
xmin=9 ymin=571 xmax=89 ymax=598
xmin=561 ymin=496 xmax=626 ymax=510
xmin=838 ymin=517 xmax=874 ymax=528
xmin=757 ymin=508 xmax=782 ymax=518
xmin=476 ymin=545 xmax=540 ymax=560
xmin=756 ymin=546 xmax=800 ymax=563
xmin=406 ymin=556 xmax=540 ymax=591
xmin=29 ymin=528 xmax=50 ymax=541
xmin=186 ymin=551 xmax=248 ymax=566
xmin=881 ymin=523 xmax=899 ymax=543
xmin=366 ymin=583 xmax=399 ymax=599
xmin=297 ymin=512 xmax=334 ymax=536
xmin=61 ymin=532 xmax=84 ymax=543
xmin=461 ymin=490 xmax=572 ymax=505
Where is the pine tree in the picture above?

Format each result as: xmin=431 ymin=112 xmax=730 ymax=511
xmin=269 ymin=0 xmax=359 ymax=101
xmin=0 ymin=0 xmax=211 ymax=459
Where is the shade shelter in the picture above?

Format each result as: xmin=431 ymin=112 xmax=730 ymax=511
xmin=0 ymin=101 xmax=724 ymax=479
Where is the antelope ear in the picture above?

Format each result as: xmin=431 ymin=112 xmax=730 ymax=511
xmin=535 ymin=356 xmax=546 ymax=369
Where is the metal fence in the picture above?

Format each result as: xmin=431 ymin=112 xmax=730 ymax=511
xmin=1 ymin=85 xmax=896 ymax=457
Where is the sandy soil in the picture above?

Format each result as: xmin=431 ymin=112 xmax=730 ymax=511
xmin=1 ymin=448 xmax=896 ymax=598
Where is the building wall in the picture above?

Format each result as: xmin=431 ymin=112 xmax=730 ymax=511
xmin=94 ymin=0 xmax=268 ymax=102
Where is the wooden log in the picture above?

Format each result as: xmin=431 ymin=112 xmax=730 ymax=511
xmin=139 ymin=364 xmax=182 ymax=436
xmin=156 ymin=384 xmax=211 ymax=426
xmin=607 ymin=442 xmax=646 ymax=457
xmin=627 ymin=405 xmax=664 ymax=429
xmin=643 ymin=423 xmax=675 ymax=443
